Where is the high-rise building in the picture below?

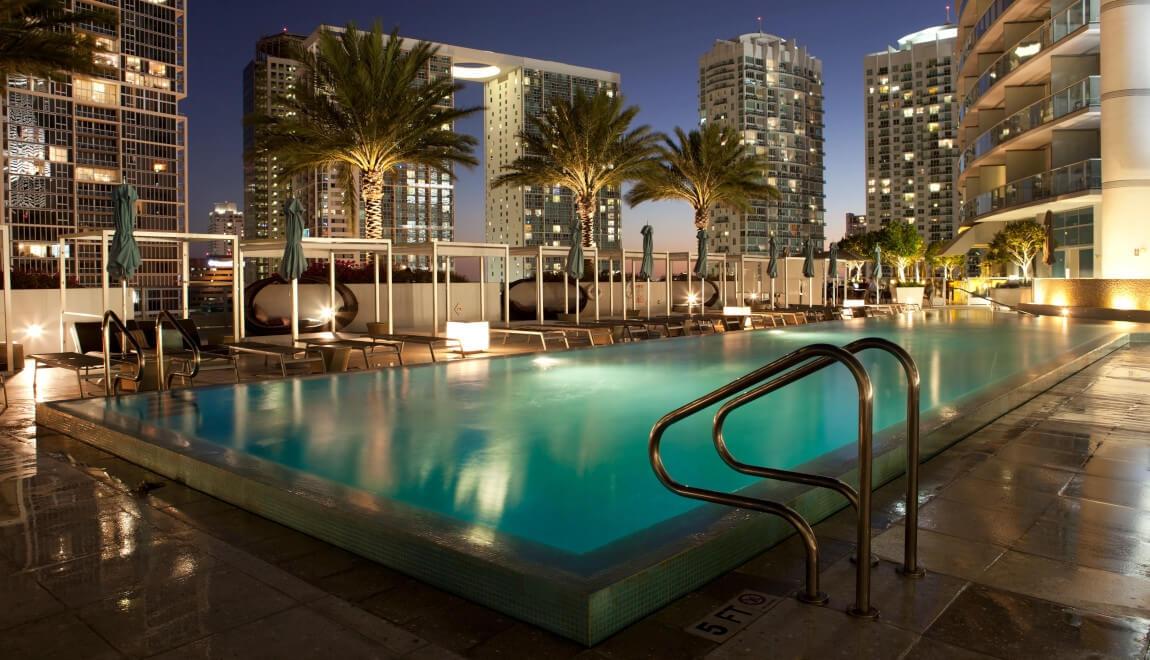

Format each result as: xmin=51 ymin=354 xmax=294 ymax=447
xmin=242 ymin=27 xmax=619 ymax=281
xmin=484 ymin=67 xmax=621 ymax=279
xmin=242 ymin=32 xmax=304 ymax=278
xmin=863 ymin=25 xmax=959 ymax=245
xmin=698 ymin=33 xmax=826 ymax=257
xmin=3 ymin=0 xmax=187 ymax=305
xmin=845 ymin=213 xmax=869 ymax=237
xmin=207 ymin=202 xmax=242 ymax=256
xmin=947 ymin=0 xmax=1149 ymax=279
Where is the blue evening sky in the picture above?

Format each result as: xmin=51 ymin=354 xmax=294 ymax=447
xmin=186 ymin=0 xmax=953 ymax=250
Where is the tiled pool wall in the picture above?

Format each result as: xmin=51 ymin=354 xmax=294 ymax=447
xmin=35 ymin=330 xmax=1143 ymax=645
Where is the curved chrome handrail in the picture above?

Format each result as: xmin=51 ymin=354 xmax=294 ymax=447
xmin=712 ymin=338 xmax=924 ymax=580
xmin=649 ymin=343 xmax=877 ymax=614
xmin=157 ymin=310 xmax=202 ymax=389
xmin=101 ymin=310 xmax=146 ymax=396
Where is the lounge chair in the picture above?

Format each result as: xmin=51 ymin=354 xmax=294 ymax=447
xmin=29 ymin=321 xmax=136 ymax=397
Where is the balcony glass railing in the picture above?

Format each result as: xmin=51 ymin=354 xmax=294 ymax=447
xmin=962 ymin=158 xmax=1101 ymax=222
xmin=961 ymin=0 xmax=1099 ymax=118
xmin=959 ymin=0 xmax=1018 ymax=71
xmin=960 ymin=76 xmax=1100 ymax=172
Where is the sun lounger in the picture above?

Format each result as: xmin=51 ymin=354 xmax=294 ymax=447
xmin=29 ymin=321 xmax=134 ymax=397
xmin=490 ymin=327 xmax=569 ymax=350
xmin=227 ymin=341 xmax=326 ymax=378
xmin=299 ymin=334 xmax=404 ymax=368
xmin=365 ymin=323 xmax=463 ymax=361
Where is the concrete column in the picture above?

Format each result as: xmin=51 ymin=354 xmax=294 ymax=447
xmin=1100 ymin=0 xmax=1150 ymax=277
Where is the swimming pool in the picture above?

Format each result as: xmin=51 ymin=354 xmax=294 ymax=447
xmin=38 ymin=310 xmax=1131 ymax=643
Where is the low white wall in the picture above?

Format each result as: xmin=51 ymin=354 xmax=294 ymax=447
xmin=0 ymin=288 xmax=136 ymax=355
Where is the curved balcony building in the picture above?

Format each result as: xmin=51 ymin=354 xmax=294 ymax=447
xmin=952 ymin=0 xmax=1150 ymax=279
xmin=864 ymin=25 xmax=960 ymax=245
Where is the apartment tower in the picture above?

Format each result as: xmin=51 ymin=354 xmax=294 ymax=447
xmin=698 ymin=33 xmax=826 ymax=257
xmin=947 ymin=0 xmax=1148 ymax=279
xmin=864 ymin=25 xmax=959 ymax=245
xmin=3 ymin=0 xmax=187 ymax=307
xmin=207 ymin=202 xmax=242 ymax=256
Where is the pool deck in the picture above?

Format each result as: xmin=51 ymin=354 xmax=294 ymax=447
xmin=1 ymin=342 xmax=1149 ymax=658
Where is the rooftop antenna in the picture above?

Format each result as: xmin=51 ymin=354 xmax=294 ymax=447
xmin=945 ymin=4 xmax=952 ymax=23
xmin=757 ymin=16 xmax=763 ymax=34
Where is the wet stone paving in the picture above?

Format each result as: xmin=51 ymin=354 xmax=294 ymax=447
xmin=1 ymin=344 xmax=1149 ymax=658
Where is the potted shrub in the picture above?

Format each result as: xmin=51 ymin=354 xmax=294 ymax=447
xmin=880 ymin=221 xmax=926 ymax=304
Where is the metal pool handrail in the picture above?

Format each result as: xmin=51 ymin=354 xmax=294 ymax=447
xmin=649 ymin=343 xmax=875 ymax=613
xmin=101 ymin=310 xmax=145 ymax=396
xmin=952 ymin=286 xmax=1038 ymax=316
xmin=712 ymin=337 xmax=925 ymax=580
xmin=156 ymin=310 xmax=201 ymax=390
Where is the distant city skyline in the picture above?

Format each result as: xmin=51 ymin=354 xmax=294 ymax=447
xmin=184 ymin=0 xmax=955 ymax=250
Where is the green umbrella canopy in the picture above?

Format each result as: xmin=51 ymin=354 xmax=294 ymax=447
xmin=767 ymin=236 xmax=778 ymax=279
xmin=565 ymin=222 xmax=584 ymax=280
xmin=828 ymin=242 xmax=839 ymax=277
xmin=107 ymin=184 xmax=141 ymax=281
xmin=802 ymin=239 xmax=816 ymax=278
xmin=639 ymin=225 xmax=655 ymax=281
xmin=277 ymin=198 xmax=306 ymax=281
xmin=693 ymin=229 xmax=708 ymax=278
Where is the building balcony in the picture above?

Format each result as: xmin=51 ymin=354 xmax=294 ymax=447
xmin=959 ymin=76 xmax=1100 ymax=175
xmin=962 ymin=158 xmax=1100 ymax=224
xmin=960 ymin=0 xmax=1099 ymax=122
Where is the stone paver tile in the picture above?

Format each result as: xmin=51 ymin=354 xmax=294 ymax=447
xmin=150 ymin=605 xmax=396 ymax=660
xmin=595 ymin=616 xmax=718 ymax=659
xmin=1081 ymin=456 xmax=1150 ymax=484
xmin=977 ymin=551 xmax=1150 ymax=620
xmin=1062 ymin=473 xmax=1150 ymax=511
xmin=309 ymin=595 xmax=428 ymax=656
xmin=872 ymin=526 xmax=1005 ymax=583
xmin=819 ymin=558 xmax=967 ymax=634
xmin=35 ymin=537 xmax=219 ymax=608
xmin=706 ymin=597 xmax=918 ymax=659
xmin=901 ymin=635 xmax=998 ymax=659
xmin=0 ymin=611 xmax=122 ymax=660
xmin=916 ymin=497 xmax=1045 ymax=547
xmin=1093 ymin=440 xmax=1150 ymax=466
xmin=468 ymin=622 xmax=585 ymax=660
xmin=926 ymin=583 xmax=1150 ymax=660
xmin=1012 ymin=517 xmax=1150 ymax=578
xmin=0 ymin=569 xmax=64 ymax=631
xmin=935 ymin=474 xmax=1057 ymax=515
xmin=361 ymin=579 xmax=514 ymax=653
xmin=990 ymin=442 xmax=1088 ymax=471
xmin=965 ymin=458 xmax=1078 ymax=494
xmin=315 ymin=561 xmax=408 ymax=602
xmin=74 ymin=566 xmax=296 ymax=657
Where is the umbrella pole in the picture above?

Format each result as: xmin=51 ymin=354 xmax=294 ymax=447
xmin=665 ymin=254 xmax=671 ymax=316
xmin=386 ymin=243 xmax=394 ymax=335
xmin=647 ymin=280 xmax=651 ymax=320
xmin=121 ymin=280 xmax=128 ymax=321
xmin=291 ymin=278 xmax=299 ymax=342
xmin=329 ymin=252 xmax=336 ymax=335
xmin=608 ymin=260 xmax=614 ymax=316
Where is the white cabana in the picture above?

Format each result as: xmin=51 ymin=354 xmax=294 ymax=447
xmin=238 ymin=237 xmax=394 ymax=341
xmin=0 ymin=225 xmax=13 ymax=370
xmin=508 ymin=245 xmax=602 ymax=325
xmin=667 ymin=251 xmax=731 ymax=312
xmin=598 ymin=248 xmax=672 ymax=319
xmin=56 ymin=230 xmax=241 ymax=350
xmin=390 ymin=241 xmax=511 ymax=334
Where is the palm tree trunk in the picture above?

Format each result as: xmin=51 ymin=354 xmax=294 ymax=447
xmin=575 ymin=194 xmax=596 ymax=248
xmin=693 ymin=207 xmax=708 ymax=230
xmin=362 ymin=169 xmax=385 ymax=240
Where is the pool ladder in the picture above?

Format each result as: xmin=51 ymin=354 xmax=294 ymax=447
xmin=649 ymin=338 xmax=923 ymax=619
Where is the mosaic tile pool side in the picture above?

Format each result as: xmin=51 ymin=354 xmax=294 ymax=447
xmin=37 ymin=330 xmax=1132 ymax=644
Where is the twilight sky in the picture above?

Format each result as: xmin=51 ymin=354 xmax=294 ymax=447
xmin=185 ymin=0 xmax=952 ymax=251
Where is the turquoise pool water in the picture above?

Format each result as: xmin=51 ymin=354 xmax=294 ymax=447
xmin=57 ymin=310 xmax=1118 ymax=557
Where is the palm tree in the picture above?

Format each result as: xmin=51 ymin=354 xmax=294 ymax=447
xmin=0 ymin=0 xmax=113 ymax=81
xmin=625 ymin=123 xmax=779 ymax=232
xmin=250 ymin=22 xmax=480 ymax=239
xmin=492 ymin=89 xmax=658 ymax=248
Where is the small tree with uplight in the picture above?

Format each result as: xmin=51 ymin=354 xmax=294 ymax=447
xmin=988 ymin=220 xmax=1046 ymax=280
xmin=879 ymin=221 xmax=924 ymax=282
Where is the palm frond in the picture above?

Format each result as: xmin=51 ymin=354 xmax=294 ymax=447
xmin=625 ymin=123 xmax=779 ymax=230
xmin=0 ymin=0 xmax=116 ymax=80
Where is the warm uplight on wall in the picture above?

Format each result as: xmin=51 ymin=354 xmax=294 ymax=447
xmin=1061 ymin=308 xmax=1071 ymax=317
xmin=317 ymin=306 xmax=334 ymax=322
xmin=24 ymin=323 xmax=43 ymax=338
xmin=687 ymin=293 xmax=699 ymax=306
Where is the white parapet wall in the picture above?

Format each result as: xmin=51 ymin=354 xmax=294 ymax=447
xmin=1 ymin=288 xmax=137 ymax=355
